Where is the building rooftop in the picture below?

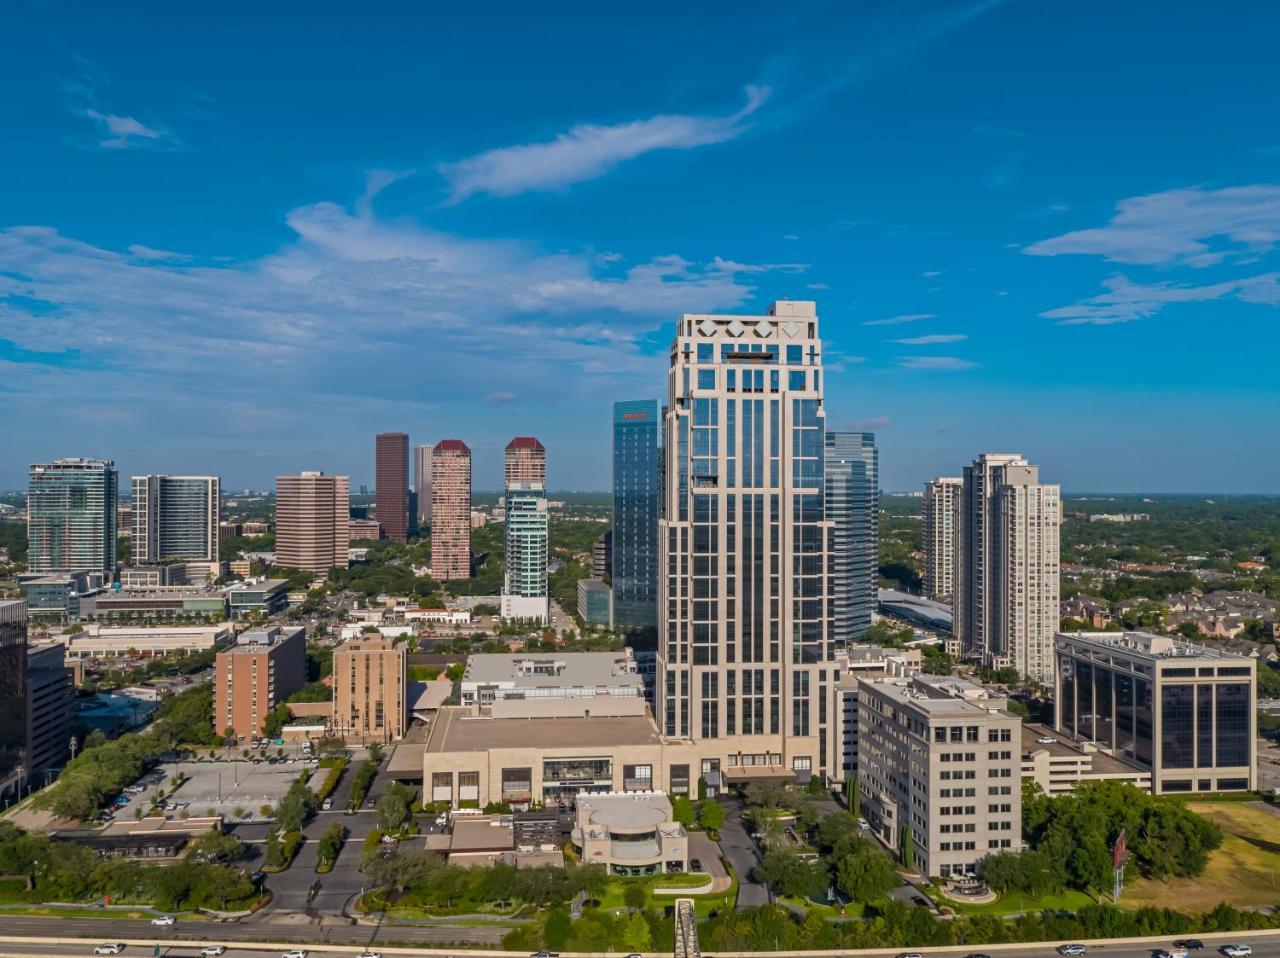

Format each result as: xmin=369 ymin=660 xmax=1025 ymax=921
xmin=426 ymin=708 xmax=662 ymax=753
xmin=506 ymin=437 xmax=544 ymax=450
xmin=462 ymin=650 xmax=642 ymax=691
xmin=863 ymin=673 xmax=1013 ymax=717
xmin=226 ymin=625 xmax=303 ymax=651
xmin=435 ymin=439 xmax=470 ymax=453
xmin=450 ymin=816 xmax=515 ymax=853
xmin=1057 ymin=630 xmax=1258 ymax=663
xmin=878 ymin=588 xmax=953 ymax=632
xmin=1021 ymin=723 xmax=1149 ymax=776
xmin=225 ymin=578 xmax=289 ymax=595
xmin=577 ymin=790 xmax=676 ymax=833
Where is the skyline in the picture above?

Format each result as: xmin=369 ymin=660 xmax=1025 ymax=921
xmin=3 ymin=2 xmax=1280 ymax=493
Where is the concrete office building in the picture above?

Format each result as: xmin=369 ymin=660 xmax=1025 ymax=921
xmin=58 ymin=624 xmax=231 ymax=659
xmin=0 ymin=601 xmax=28 ymax=802
xmin=332 ymin=635 xmax=408 ymax=743
xmin=501 ymin=483 xmax=549 ymax=624
xmin=1054 ymin=630 xmax=1256 ymax=794
xmin=26 ymin=640 xmax=75 ymax=785
xmin=376 ymin=432 xmax=410 ymax=544
xmin=826 ymin=432 xmax=878 ymax=642
xmin=957 ymin=454 xmax=1060 ymax=682
xmin=578 ymin=578 xmax=613 ymax=625
xmin=414 ymin=443 xmax=434 ymax=525
xmin=612 ymin=400 xmax=660 ymax=633
xmin=571 ymin=791 xmax=689 ymax=876
xmin=213 ymin=626 xmax=306 ymax=739
xmin=923 ymin=477 xmax=962 ymax=603
xmin=658 ymin=300 xmax=837 ymax=782
xmin=28 ymin=459 xmax=118 ymax=576
xmin=430 ymin=441 xmax=471 ymax=581
xmin=275 ymin=472 xmax=349 ymax=574
xmin=857 ymin=672 xmax=1023 ymax=879
xmin=504 ymin=437 xmax=546 ymax=486
xmin=834 ymin=645 xmax=921 ymax=781
xmin=131 ymin=476 xmax=220 ymax=564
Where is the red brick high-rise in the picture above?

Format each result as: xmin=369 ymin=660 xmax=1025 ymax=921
xmin=504 ymin=437 xmax=546 ymax=487
xmin=430 ymin=440 xmax=471 ymax=581
xmin=375 ymin=432 xmax=409 ymax=543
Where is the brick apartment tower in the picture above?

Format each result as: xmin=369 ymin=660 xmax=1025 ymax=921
xmin=331 ymin=635 xmax=407 ymax=744
xmin=430 ymin=440 xmax=472 ymax=580
xmin=375 ymin=432 xmax=410 ymax=543
xmin=214 ymin=626 xmax=306 ymax=739
xmin=275 ymin=472 xmax=350 ymax=574
xmin=504 ymin=436 xmax=546 ymax=486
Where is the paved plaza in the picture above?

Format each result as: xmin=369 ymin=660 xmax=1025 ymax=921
xmin=132 ymin=758 xmax=308 ymax=824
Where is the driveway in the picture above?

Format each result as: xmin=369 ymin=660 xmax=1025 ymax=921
xmin=687 ymin=831 xmax=731 ymax=893
xmin=716 ymin=797 xmax=769 ymax=907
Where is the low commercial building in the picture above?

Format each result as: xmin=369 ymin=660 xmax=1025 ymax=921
xmin=80 ymin=587 xmax=228 ymax=622
xmin=21 ymin=572 xmax=107 ymax=622
xmin=58 ymin=623 xmax=231 ymax=659
xmin=403 ymin=607 xmax=471 ymax=625
xmin=224 ymin=578 xmax=290 ymax=619
xmin=459 ymin=650 xmax=643 ymax=712
xmin=349 ymin=518 xmax=382 ymax=541
xmin=331 ymin=635 xmax=408 ymax=743
xmin=856 ymin=673 xmax=1023 ymax=879
xmin=214 ymin=625 xmax=306 ymax=738
xmin=1021 ymin=723 xmax=1152 ymax=795
xmin=119 ymin=564 xmax=190 ymax=589
xmin=54 ymin=815 xmax=223 ymax=859
xmin=572 ymin=790 xmax=688 ymax=876
xmin=1054 ymin=630 xmax=1256 ymax=794
xmin=577 ymin=578 xmax=612 ymax=625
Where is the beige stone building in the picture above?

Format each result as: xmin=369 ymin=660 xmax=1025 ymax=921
xmin=331 ymin=635 xmax=408 ymax=744
xmin=572 ymin=791 xmax=688 ymax=876
xmin=923 ymin=477 xmax=962 ymax=602
xmin=214 ymin=626 xmax=306 ymax=739
xmin=275 ymin=471 xmax=349 ymax=574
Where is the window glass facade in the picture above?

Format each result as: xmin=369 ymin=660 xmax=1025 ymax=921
xmin=613 ymin=401 xmax=660 ymax=634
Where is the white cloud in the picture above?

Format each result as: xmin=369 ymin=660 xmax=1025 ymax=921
xmin=848 ymin=416 xmax=891 ymax=430
xmin=1025 ymin=185 xmax=1280 ymax=267
xmin=781 ymin=233 xmax=800 ymax=241
xmin=484 ymin=392 xmax=516 ymax=404
xmin=127 ymin=244 xmax=190 ymax=262
xmin=863 ymin=312 xmax=934 ymax=326
xmin=892 ymin=333 xmax=967 ymax=344
xmin=709 ymin=256 xmax=807 ymax=274
xmin=438 ymin=86 xmax=769 ymax=201
xmin=806 ymin=282 xmax=829 ymax=290
xmin=898 ymin=356 xmax=978 ymax=370
xmin=84 ymin=109 xmax=175 ymax=150
xmin=921 ymin=269 xmax=945 ymax=278
xmin=1040 ymin=272 xmax=1280 ymax=325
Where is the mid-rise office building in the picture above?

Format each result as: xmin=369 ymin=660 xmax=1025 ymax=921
xmin=213 ymin=626 xmax=306 ymax=739
xmin=504 ymin=437 xmax=546 ymax=486
xmin=957 ymin=454 xmax=1059 ymax=682
xmin=1054 ymin=630 xmax=1256 ymax=794
xmin=612 ymin=399 xmax=660 ymax=633
xmin=0 ymin=601 xmax=28 ymax=802
xmin=923 ymin=477 xmax=962 ymax=603
xmin=414 ymin=443 xmax=434 ymax=524
xmin=275 ymin=471 xmax=349 ymax=574
xmin=131 ymin=475 xmax=220 ymax=564
xmin=27 ymin=459 xmax=118 ymax=576
xmin=430 ymin=440 xmax=471 ymax=581
xmin=376 ymin=432 xmax=410 ymax=544
xmin=332 ymin=635 xmax=407 ymax=743
xmin=26 ymin=640 xmax=75 ymax=785
xmin=501 ymin=482 xmax=549 ymax=624
xmin=826 ymin=432 xmax=878 ymax=642
xmin=578 ymin=578 xmax=613 ymax=625
xmin=857 ymin=672 xmax=1022 ymax=878
xmin=658 ymin=301 xmax=836 ymax=779
xmin=592 ymin=530 xmax=613 ymax=579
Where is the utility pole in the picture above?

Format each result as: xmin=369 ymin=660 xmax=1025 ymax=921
xmin=69 ymin=735 xmax=79 ymax=762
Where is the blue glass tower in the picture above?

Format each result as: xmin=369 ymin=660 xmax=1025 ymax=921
xmin=612 ymin=400 xmax=660 ymax=633
xmin=825 ymin=432 xmax=878 ymax=642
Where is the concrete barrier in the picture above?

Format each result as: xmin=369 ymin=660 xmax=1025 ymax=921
xmin=652 ymin=876 xmax=715 ymax=896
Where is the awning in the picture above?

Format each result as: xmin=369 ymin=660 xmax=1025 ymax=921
xmin=721 ymin=765 xmax=797 ymax=783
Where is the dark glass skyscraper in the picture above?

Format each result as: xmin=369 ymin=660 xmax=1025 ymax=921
xmin=0 ymin=600 xmax=27 ymax=803
xmin=612 ymin=400 xmax=660 ymax=634
xmin=825 ymin=432 xmax=878 ymax=642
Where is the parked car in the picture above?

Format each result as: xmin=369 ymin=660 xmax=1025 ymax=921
xmin=1222 ymin=947 xmax=1251 ymax=958
xmin=150 ymin=915 xmax=175 ymax=926
xmin=1037 ymin=736 xmax=1057 ymax=744
xmin=281 ymin=951 xmax=308 ymax=958
xmin=1058 ymin=946 xmax=1088 ymax=956
xmin=94 ymin=945 xmax=125 ymax=955
xmin=911 ymin=895 xmax=930 ymax=907
xmin=858 ymin=817 xmax=869 ymax=828
xmin=200 ymin=948 xmax=225 ymax=957
xmin=690 ymin=858 xmax=703 ymax=872
xmin=321 ymin=798 xmax=333 ymax=810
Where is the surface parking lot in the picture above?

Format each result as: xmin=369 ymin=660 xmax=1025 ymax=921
xmin=126 ymin=758 xmax=308 ymax=824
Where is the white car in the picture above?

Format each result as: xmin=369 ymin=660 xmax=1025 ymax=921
xmin=200 ymin=948 xmax=225 ymax=957
xmin=282 ymin=951 xmax=309 ymax=958
xmin=1223 ymin=948 xmax=1251 ymax=958
xmin=1037 ymin=736 xmax=1057 ymax=745
xmin=94 ymin=946 xmax=125 ymax=955
xmin=150 ymin=916 xmax=176 ymax=926
xmin=858 ymin=817 xmax=870 ymax=828
xmin=1058 ymin=946 xmax=1088 ymax=956
xmin=357 ymin=952 xmax=382 ymax=958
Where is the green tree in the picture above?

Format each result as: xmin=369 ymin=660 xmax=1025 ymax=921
xmin=622 ymin=911 xmax=653 ymax=951
xmin=623 ymin=881 xmax=647 ymax=911
xmin=317 ymin=822 xmax=345 ymax=863
xmin=754 ymin=848 xmax=827 ymax=901
xmin=262 ymin=702 xmax=292 ymax=738
xmin=835 ymin=838 xmax=898 ymax=903
xmin=543 ymin=906 xmax=572 ymax=950
xmin=697 ymin=798 xmax=725 ymax=832
xmin=900 ymin=825 xmax=915 ymax=871
xmin=186 ymin=831 xmax=245 ymax=864
xmin=376 ymin=781 xmax=415 ymax=833
xmin=671 ymin=795 xmax=696 ymax=827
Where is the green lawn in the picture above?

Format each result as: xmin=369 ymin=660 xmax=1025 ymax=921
xmin=940 ymin=887 xmax=1097 ymax=916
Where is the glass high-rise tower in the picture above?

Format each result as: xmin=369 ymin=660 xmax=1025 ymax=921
xmin=612 ymin=400 xmax=660 ymax=634
xmin=132 ymin=475 xmax=221 ymax=563
xmin=27 ymin=458 xmax=118 ymax=576
xmin=825 ymin=432 xmax=878 ymax=642
xmin=657 ymin=301 xmax=835 ymax=779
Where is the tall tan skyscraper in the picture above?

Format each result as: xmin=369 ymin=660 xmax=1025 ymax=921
xmin=430 ymin=440 xmax=471 ymax=580
xmin=275 ymin=471 xmax=349 ymax=574
xmin=922 ymin=477 xmax=962 ymax=602
xmin=331 ymin=635 xmax=407 ymax=744
xmin=414 ymin=444 xmax=434 ymax=524
xmin=957 ymin=454 xmax=1060 ymax=682
xmin=504 ymin=437 xmax=546 ymax=486
xmin=657 ymin=301 xmax=837 ymax=779
xmin=375 ymin=432 xmax=409 ymax=543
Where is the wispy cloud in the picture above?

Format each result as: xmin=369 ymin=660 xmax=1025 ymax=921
xmin=127 ymin=244 xmax=190 ymax=262
xmin=892 ymin=333 xmax=968 ymax=344
xmin=898 ymin=356 xmax=978 ymax=370
xmin=84 ymin=110 xmax=175 ymax=149
xmin=1040 ymin=272 xmax=1280 ymax=325
xmin=864 ymin=312 xmax=934 ymax=326
xmin=1025 ymin=184 xmax=1280 ymax=267
xmin=806 ymin=282 xmax=829 ymax=290
xmin=848 ymin=416 xmax=891 ymax=431
xmin=483 ymin=392 xmax=516 ymax=404
xmin=439 ymin=86 xmax=769 ymax=202
xmin=709 ymin=256 xmax=807 ymax=274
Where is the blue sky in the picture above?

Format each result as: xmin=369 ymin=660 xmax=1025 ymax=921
xmin=2 ymin=0 xmax=1278 ymax=493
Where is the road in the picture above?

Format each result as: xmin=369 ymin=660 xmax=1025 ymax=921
xmin=716 ymin=797 xmax=769 ymax=908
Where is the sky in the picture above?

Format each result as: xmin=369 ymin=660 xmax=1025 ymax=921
xmin=2 ymin=0 xmax=1278 ymax=493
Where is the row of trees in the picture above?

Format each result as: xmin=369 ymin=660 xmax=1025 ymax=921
xmin=753 ymin=811 xmax=900 ymax=905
